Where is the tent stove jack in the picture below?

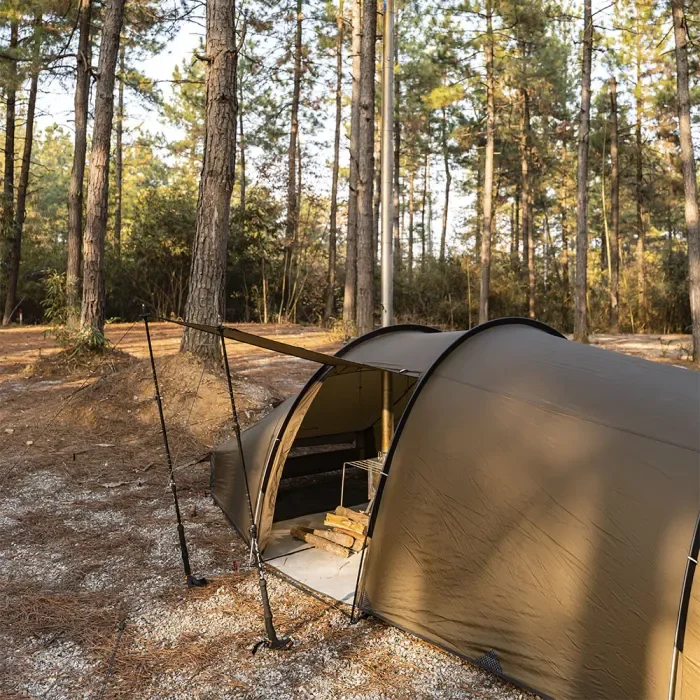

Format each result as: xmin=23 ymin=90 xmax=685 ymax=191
xmin=218 ymin=326 xmax=292 ymax=652
xmin=142 ymin=308 xmax=207 ymax=589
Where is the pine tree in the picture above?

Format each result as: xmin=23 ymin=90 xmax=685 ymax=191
xmin=180 ymin=0 xmax=241 ymax=362
xmin=80 ymin=0 xmax=126 ymax=343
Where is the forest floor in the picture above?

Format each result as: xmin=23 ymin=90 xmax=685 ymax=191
xmin=0 ymin=322 xmax=695 ymax=699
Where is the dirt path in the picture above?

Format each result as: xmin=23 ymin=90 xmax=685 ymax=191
xmin=0 ymin=324 xmax=694 ymax=699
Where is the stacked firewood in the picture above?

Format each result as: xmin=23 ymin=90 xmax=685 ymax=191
xmin=290 ymin=506 xmax=369 ymax=558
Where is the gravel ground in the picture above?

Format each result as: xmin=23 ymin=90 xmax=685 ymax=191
xmin=0 ymin=324 xmax=534 ymax=700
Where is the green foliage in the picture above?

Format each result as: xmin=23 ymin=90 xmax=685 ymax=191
xmin=40 ymin=270 xmax=67 ymax=326
xmin=5 ymin=0 xmax=698 ymax=339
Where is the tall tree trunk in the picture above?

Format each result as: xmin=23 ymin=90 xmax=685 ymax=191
xmin=560 ymin=187 xmax=570 ymax=323
xmin=512 ymin=185 xmax=520 ymax=266
xmin=421 ymin=152 xmax=428 ymax=271
xmin=325 ymin=0 xmax=343 ymax=321
xmin=439 ymin=107 xmax=450 ymax=264
xmin=474 ymin=148 xmax=482 ymax=256
xmin=114 ymin=43 xmax=125 ymax=259
xmin=80 ymin=0 xmax=125 ymax=342
xmin=634 ymin=41 xmax=645 ymax=331
xmin=426 ymin=151 xmax=433 ymax=257
xmin=479 ymin=1 xmax=495 ymax=324
xmin=519 ymin=87 xmax=531 ymax=312
xmin=672 ymin=0 xmax=700 ymax=363
xmin=393 ymin=39 xmax=401 ymax=272
xmin=1 ymin=20 xmax=18 ymax=309
xmin=573 ymin=0 xmax=593 ymax=343
xmin=355 ymin=0 xmax=377 ymax=335
xmin=3 ymin=16 xmax=41 ymax=326
xmin=527 ymin=188 xmax=535 ymax=318
xmin=239 ymin=78 xmax=246 ymax=214
xmin=67 ymin=0 xmax=92 ymax=328
xmin=408 ymin=168 xmax=414 ymax=283
xmin=609 ymin=77 xmax=620 ymax=332
xmin=282 ymin=0 xmax=303 ymax=319
xmin=180 ymin=0 xmax=239 ymax=361
xmin=373 ymin=154 xmax=380 ymax=264
xmin=343 ymin=0 xmax=361 ymax=328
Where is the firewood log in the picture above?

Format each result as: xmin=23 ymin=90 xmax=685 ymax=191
xmin=290 ymin=526 xmax=350 ymax=558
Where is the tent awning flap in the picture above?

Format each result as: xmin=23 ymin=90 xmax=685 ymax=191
xmin=160 ymin=318 xmax=417 ymax=375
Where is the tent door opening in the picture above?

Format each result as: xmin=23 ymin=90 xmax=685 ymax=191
xmin=263 ymin=369 xmax=416 ymax=604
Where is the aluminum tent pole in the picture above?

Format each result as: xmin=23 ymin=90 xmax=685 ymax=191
xmin=376 ymin=0 xmax=395 ymax=498
xmin=142 ymin=308 xmax=206 ymax=588
xmin=218 ymin=327 xmax=292 ymax=651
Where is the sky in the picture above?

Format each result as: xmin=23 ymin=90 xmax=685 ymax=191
xmin=36 ymin=22 xmax=203 ymax=142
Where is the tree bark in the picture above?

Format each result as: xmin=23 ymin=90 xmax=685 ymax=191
xmin=114 ymin=43 xmax=125 ymax=259
xmin=67 ymin=0 xmax=92 ymax=328
xmin=393 ymin=38 xmax=401 ymax=273
xmin=519 ymin=87 xmax=532 ymax=315
xmin=439 ymin=106 xmax=450 ymax=265
xmin=421 ymin=150 xmax=429 ymax=270
xmin=1 ymin=20 xmax=18 ymax=309
xmin=180 ymin=0 xmax=239 ymax=361
xmin=343 ymin=0 xmax=362 ymax=328
xmin=281 ymin=0 xmax=303 ymax=319
xmin=634 ymin=41 xmax=645 ymax=331
xmin=672 ymin=0 xmax=700 ymax=363
xmin=80 ymin=0 xmax=125 ymax=342
xmin=609 ymin=77 xmax=620 ymax=332
xmin=355 ymin=0 xmax=376 ymax=335
xmin=573 ymin=0 xmax=592 ymax=343
xmin=408 ymin=168 xmax=414 ymax=283
xmin=479 ymin=1 xmax=495 ymax=324
xmin=325 ymin=0 xmax=343 ymax=321
xmin=560 ymin=188 xmax=570 ymax=320
xmin=3 ymin=16 xmax=41 ymax=326
xmin=509 ymin=194 xmax=516 ymax=259
xmin=373 ymin=153 xmax=380 ymax=263
xmin=239 ymin=78 xmax=246 ymax=214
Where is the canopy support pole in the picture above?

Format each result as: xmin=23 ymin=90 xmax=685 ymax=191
xmin=218 ymin=327 xmax=292 ymax=652
xmin=142 ymin=309 xmax=207 ymax=588
xmin=370 ymin=370 xmax=393 ymax=500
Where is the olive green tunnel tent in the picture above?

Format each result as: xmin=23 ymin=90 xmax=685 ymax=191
xmin=202 ymin=317 xmax=700 ymax=700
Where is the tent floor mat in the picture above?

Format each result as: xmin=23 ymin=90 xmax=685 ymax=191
xmin=264 ymin=511 xmax=363 ymax=604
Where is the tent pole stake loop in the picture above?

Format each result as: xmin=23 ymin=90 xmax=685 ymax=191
xmin=218 ymin=326 xmax=292 ymax=652
xmin=142 ymin=307 xmax=207 ymax=588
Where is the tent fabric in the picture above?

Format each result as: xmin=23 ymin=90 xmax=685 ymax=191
xmin=210 ymin=396 xmax=295 ymax=542
xmin=210 ymin=324 xmax=440 ymax=545
xmin=209 ymin=318 xmax=700 ymax=699
xmin=359 ymin=323 xmax=700 ymax=700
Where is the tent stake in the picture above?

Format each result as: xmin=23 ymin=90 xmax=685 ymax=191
xmin=218 ymin=326 xmax=292 ymax=651
xmin=142 ymin=308 xmax=207 ymax=588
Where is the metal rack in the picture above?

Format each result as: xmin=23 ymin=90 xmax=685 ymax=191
xmin=340 ymin=454 xmax=386 ymax=512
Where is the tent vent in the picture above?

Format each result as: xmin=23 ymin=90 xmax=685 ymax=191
xmin=358 ymin=589 xmax=372 ymax=612
xmin=475 ymin=649 xmax=502 ymax=675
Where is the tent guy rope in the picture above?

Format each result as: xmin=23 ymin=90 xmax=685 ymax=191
xmin=142 ymin=307 xmax=207 ymax=588
xmin=218 ymin=324 xmax=293 ymax=652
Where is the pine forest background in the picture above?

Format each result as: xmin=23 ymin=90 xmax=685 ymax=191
xmin=1 ymin=0 xmax=699 ymax=346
